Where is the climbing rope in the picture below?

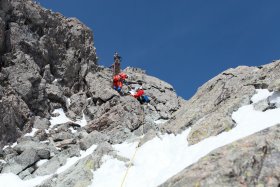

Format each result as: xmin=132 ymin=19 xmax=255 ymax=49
xmin=120 ymin=105 xmax=145 ymax=187
xmin=120 ymin=142 xmax=141 ymax=187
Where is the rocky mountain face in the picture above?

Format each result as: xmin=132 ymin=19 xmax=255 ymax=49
xmin=0 ymin=0 xmax=280 ymax=186
xmin=0 ymin=0 xmax=97 ymax=147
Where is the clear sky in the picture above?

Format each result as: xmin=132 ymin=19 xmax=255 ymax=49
xmin=37 ymin=0 xmax=280 ymax=99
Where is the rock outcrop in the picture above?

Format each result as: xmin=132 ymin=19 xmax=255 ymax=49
xmin=162 ymin=61 xmax=280 ymax=145
xmin=0 ymin=0 xmax=97 ymax=146
xmin=160 ymin=124 xmax=280 ymax=187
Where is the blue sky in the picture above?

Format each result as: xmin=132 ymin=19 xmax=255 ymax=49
xmin=38 ymin=0 xmax=280 ymax=99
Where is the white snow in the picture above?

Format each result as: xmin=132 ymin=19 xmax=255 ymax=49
xmin=154 ymin=119 xmax=169 ymax=125
xmin=69 ymin=127 xmax=77 ymax=133
xmin=113 ymin=142 xmax=139 ymax=159
xmin=0 ymin=159 xmax=6 ymax=164
xmin=0 ymin=173 xmax=51 ymax=187
xmin=90 ymin=89 xmax=280 ymax=187
xmin=24 ymin=128 xmax=39 ymax=137
xmin=67 ymin=97 xmax=71 ymax=106
xmin=49 ymin=108 xmax=88 ymax=129
xmin=52 ymin=79 xmax=58 ymax=83
xmin=11 ymin=142 xmax=17 ymax=148
xmin=75 ymin=112 xmax=87 ymax=127
xmin=91 ymin=156 xmax=127 ymax=187
xmin=3 ymin=145 xmax=9 ymax=150
xmin=251 ymin=89 xmax=272 ymax=103
xmin=49 ymin=108 xmax=72 ymax=128
xmin=36 ymin=159 xmax=48 ymax=167
xmin=2 ymin=142 xmax=17 ymax=150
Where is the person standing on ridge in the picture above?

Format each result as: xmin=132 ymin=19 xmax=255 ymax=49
xmin=111 ymin=52 xmax=122 ymax=76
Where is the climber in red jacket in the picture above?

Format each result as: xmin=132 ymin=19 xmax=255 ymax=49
xmin=113 ymin=72 xmax=128 ymax=93
xmin=132 ymin=87 xmax=150 ymax=104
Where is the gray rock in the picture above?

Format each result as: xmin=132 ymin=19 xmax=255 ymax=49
xmin=18 ymin=167 xmax=34 ymax=180
xmin=0 ymin=85 xmax=3 ymax=100
xmin=38 ymin=143 xmax=114 ymax=187
xmin=33 ymin=116 xmax=51 ymax=130
xmin=2 ymin=148 xmax=39 ymax=174
xmin=67 ymin=93 xmax=88 ymax=120
xmin=33 ymin=145 xmax=80 ymax=177
xmin=161 ymin=66 xmax=260 ymax=144
xmin=52 ymin=132 xmax=75 ymax=142
xmin=38 ymin=156 xmax=94 ymax=187
xmin=42 ymin=64 xmax=54 ymax=84
xmin=0 ymin=0 xmax=98 ymax=146
xmin=0 ymin=94 xmax=30 ymax=147
xmin=79 ymin=131 xmax=109 ymax=150
xmin=14 ymin=140 xmax=52 ymax=154
xmin=85 ymin=71 xmax=118 ymax=102
xmin=253 ymin=99 xmax=269 ymax=111
xmin=85 ymin=96 xmax=145 ymax=143
xmin=37 ymin=149 xmax=50 ymax=159
xmin=32 ymin=154 xmax=68 ymax=176
xmin=45 ymin=84 xmax=65 ymax=104
xmin=55 ymin=139 xmax=76 ymax=148
xmin=3 ymin=147 xmax=18 ymax=161
xmin=160 ymin=125 xmax=280 ymax=187
xmin=34 ymin=129 xmax=48 ymax=141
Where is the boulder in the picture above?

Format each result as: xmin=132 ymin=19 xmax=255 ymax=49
xmin=33 ymin=116 xmax=51 ymax=130
xmin=2 ymin=148 xmax=39 ymax=175
xmin=79 ymin=131 xmax=109 ymax=150
xmin=0 ymin=95 xmax=30 ymax=147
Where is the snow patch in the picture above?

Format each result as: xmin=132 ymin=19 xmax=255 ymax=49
xmin=69 ymin=127 xmax=77 ymax=133
xmin=0 ymin=173 xmax=51 ymax=187
xmin=49 ymin=108 xmax=87 ymax=129
xmin=251 ymin=89 xmax=272 ymax=103
xmin=3 ymin=142 xmax=18 ymax=150
xmin=154 ymin=119 xmax=168 ymax=125
xmin=67 ymin=97 xmax=71 ymax=106
xmin=36 ymin=159 xmax=48 ymax=167
xmin=0 ymin=159 xmax=6 ymax=164
xmin=75 ymin=112 xmax=87 ymax=127
xmin=24 ymin=128 xmax=39 ymax=137
xmin=113 ymin=142 xmax=139 ymax=159
xmin=49 ymin=108 xmax=71 ymax=128
xmin=11 ymin=142 xmax=17 ymax=148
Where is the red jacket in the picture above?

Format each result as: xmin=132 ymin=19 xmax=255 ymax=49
xmin=133 ymin=89 xmax=144 ymax=98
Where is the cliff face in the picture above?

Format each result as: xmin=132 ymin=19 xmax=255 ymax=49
xmin=0 ymin=0 xmax=98 ymax=146
xmin=0 ymin=0 xmax=280 ymax=187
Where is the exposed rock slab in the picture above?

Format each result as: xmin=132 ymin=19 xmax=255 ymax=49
xmin=160 ymin=124 xmax=280 ymax=187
